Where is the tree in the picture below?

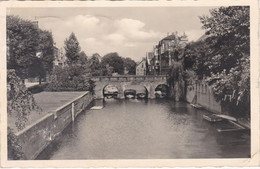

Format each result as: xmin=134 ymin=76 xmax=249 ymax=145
xmin=7 ymin=15 xmax=39 ymax=80
xmin=101 ymin=53 xmax=124 ymax=75
xmin=122 ymin=57 xmax=136 ymax=75
xmin=87 ymin=53 xmax=102 ymax=76
xmin=78 ymin=51 xmax=88 ymax=65
xmin=7 ymin=69 xmax=40 ymax=159
xmin=37 ymin=30 xmax=55 ymax=75
xmin=198 ymin=6 xmax=250 ymax=116
xmin=199 ymin=6 xmax=249 ymax=73
xmin=64 ymin=32 xmax=81 ymax=64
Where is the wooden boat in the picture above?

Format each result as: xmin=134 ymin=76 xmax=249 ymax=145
xmin=203 ymin=114 xmax=223 ymax=122
xmin=217 ymin=121 xmax=247 ymax=133
xmin=136 ymin=93 xmax=146 ymax=99
xmin=214 ymin=114 xmax=237 ymax=121
xmin=190 ymin=103 xmax=203 ymax=109
xmin=124 ymin=89 xmax=136 ymax=99
xmin=90 ymin=106 xmax=103 ymax=110
xmin=190 ymin=94 xmax=203 ymax=109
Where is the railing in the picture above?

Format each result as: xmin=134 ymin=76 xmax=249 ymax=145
xmin=91 ymin=75 xmax=168 ymax=82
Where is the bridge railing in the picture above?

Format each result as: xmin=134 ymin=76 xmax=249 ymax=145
xmin=90 ymin=75 xmax=168 ymax=82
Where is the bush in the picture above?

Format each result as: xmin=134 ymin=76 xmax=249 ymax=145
xmin=46 ymin=65 xmax=95 ymax=92
xmin=27 ymin=83 xmax=48 ymax=94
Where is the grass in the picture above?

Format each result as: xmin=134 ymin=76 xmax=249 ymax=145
xmin=8 ymin=91 xmax=87 ymax=132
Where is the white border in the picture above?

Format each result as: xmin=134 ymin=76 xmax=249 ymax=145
xmin=0 ymin=0 xmax=259 ymax=167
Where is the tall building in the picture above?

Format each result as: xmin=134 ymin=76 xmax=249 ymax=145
xmin=152 ymin=32 xmax=188 ymax=75
xmin=53 ymin=47 xmax=66 ymax=67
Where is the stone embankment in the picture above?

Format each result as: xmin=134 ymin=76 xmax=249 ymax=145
xmin=15 ymin=91 xmax=93 ymax=160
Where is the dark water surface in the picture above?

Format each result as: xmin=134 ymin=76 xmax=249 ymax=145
xmin=37 ymin=99 xmax=250 ymax=159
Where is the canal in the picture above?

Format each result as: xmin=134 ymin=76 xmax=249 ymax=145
xmin=37 ymin=99 xmax=250 ymax=159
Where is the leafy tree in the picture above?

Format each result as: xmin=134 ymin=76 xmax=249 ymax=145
xmin=37 ymin=30 xmax=55 ymax=75
xmin=87 ymin=53 xmax=102 ymax=76
xmin=78 ymin=51 xmax=88 ymax=65
xmin=199 ymin=6 xmax=249 ymax=73
xmin=101 ymin=52 xmax=124 ymax=75
xmin=28 ymin=57 xmax=46 ymax=84
xmin=122 ymin=57 xmax=136 ymax=75
xmin=186 ymin=6 xmax=250 ymax=116
xmin=7 ymin=15 xmax=39 ymax=80
xmin=7 ymin=69 xmax=40 ymax=159
xmin=64 ymin=32 xmax=81 ymax=64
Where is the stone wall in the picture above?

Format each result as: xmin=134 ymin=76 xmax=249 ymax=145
xmin=186 ymin=82 xmax=222 ymax=114
xmin=15 ymin=91 xmax=93 ymax=160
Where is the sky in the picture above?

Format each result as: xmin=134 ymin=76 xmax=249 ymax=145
xmin=8 ymin=7 xmax=214 ymax=62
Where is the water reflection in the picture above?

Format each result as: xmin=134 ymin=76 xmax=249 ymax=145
xmin=37 ymin=99 xmax=250 ymax=160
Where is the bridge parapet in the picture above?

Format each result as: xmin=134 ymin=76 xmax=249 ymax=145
xmin=91 ymin=75 xmax=167 ymax=82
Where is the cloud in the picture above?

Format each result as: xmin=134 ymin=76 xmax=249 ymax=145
xmin=38 ymin=15 xmax=165 ymax=61
xmin=115 ymin=18 xmax=162 ymax=41
xmin=185 ymin=29 xmax=206 ymax=42
xmin=103 ymin=33 xmax=126 ymax=45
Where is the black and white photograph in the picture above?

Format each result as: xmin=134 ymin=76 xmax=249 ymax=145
xmin=1 ymin=0 xmax=259 ymax=167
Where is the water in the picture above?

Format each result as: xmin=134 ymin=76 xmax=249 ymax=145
xmin=37 ymin=99 xmax=250 ymax=159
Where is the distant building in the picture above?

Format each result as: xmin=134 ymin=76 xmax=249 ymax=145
xmin=147 ymin=32 xmax=189 ymax=75
xmin=53 ymin=47 xmax=66 ymax=67
xmin=136 ymin=59 xmax=147 ymax=76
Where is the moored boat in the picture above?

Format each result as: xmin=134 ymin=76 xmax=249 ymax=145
xmin=203 ymin=114 xmax=223 ymax=122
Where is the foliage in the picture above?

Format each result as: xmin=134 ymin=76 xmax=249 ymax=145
xmin=8 ymin=127 xmax=24 ymax=160
xmin=7 ymin=15 xmax=39 ymax=79
xmin=101 ymin=53 xmax=124 ymax=75
xmin=167 ymin=61 xmax=185 ymax=101
xmin=7 ymin=69 xmax=39 ymax=131
xmin=64 ymin=32 xmax=81 ymax=64
xmin=47 ymin=65 xmax=95 ymax=92
xmin=37 ymin=30 xmax=55 ymax=75
xmin=123 ymin=57 xmax=136 ymax=75
xmin=199 ymin=6 xmax=249 ymax=74
xmin=7 ymin=16 xmax=55 ymax=82
xmin=182 ymin=6 xmax=250 ymax=115
xmin=7 ymin=69 xmax=40 ymax=159
xmin=87 ymin=53 xmax=103 ymax=76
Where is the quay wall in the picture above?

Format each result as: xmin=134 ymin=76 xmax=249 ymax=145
xmin=186 ymin=82 xmax=222 ymax=114
xmin=14 ymin=91 xmax=93 ymax=160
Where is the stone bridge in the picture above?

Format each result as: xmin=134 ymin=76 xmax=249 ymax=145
xmin=91 ymin=75 xmax=168 ymax=99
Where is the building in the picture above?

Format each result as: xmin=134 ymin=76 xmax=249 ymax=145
xmin=148 ymin=32 xmax=188 ymax=75
xmin=53 ymin=47 xmax=66 ymax=67
xmin=136 ymin=59 xmax=147 ymax=76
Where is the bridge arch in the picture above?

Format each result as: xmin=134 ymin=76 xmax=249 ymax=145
xmin=155 ymin=84 xmax=170 ymax=98
xmin=92 ymin=75 xmax=168 ymax=99
xmin=103 ymin=84 xmax=120 ymax=98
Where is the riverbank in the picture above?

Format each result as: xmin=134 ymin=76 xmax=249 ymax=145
xmin=10 ymin=91 xmax=93 ymax=160
xmin=8 ymin=91 xmax=87 ymax=133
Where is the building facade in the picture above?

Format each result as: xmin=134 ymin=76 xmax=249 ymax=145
xmin=53 ymin=47 xmax=66 ymax=67
xmin=136 ymin=59 xmax=147 ymax=76
xmin=147 ymin=32 xmax=188 ymax=75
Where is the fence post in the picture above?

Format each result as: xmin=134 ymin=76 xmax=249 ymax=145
xmin=72 ymin=102 xmax=75 ymax=122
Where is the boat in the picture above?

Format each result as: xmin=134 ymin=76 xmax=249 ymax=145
xmin=136 ymin=93 xmax=146 ymax=99
xmin=155 ymin=90 xmax=166 ymax=98
xmin=190 ymin=94 xmax=202 ymax=109
xmin=217 ymin=120 xmax=247 ymax=133
xmin=90 ymin=106 xmax=104 ymax=110
xmin=124 ymin=89 xmax=136 ymax=99
xmin=104 ymin=85 xmax=119 ymax=97
xmin=203 ymin=114 xmax=223 ymax=122
xmin=214 ymin=114 xmax=237 ymax=121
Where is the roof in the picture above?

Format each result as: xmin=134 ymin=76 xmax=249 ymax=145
xmin=136 ymin=59 xmax=146 ymax=67
xmin=162 ymin=34 xmax=177 ymax=41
